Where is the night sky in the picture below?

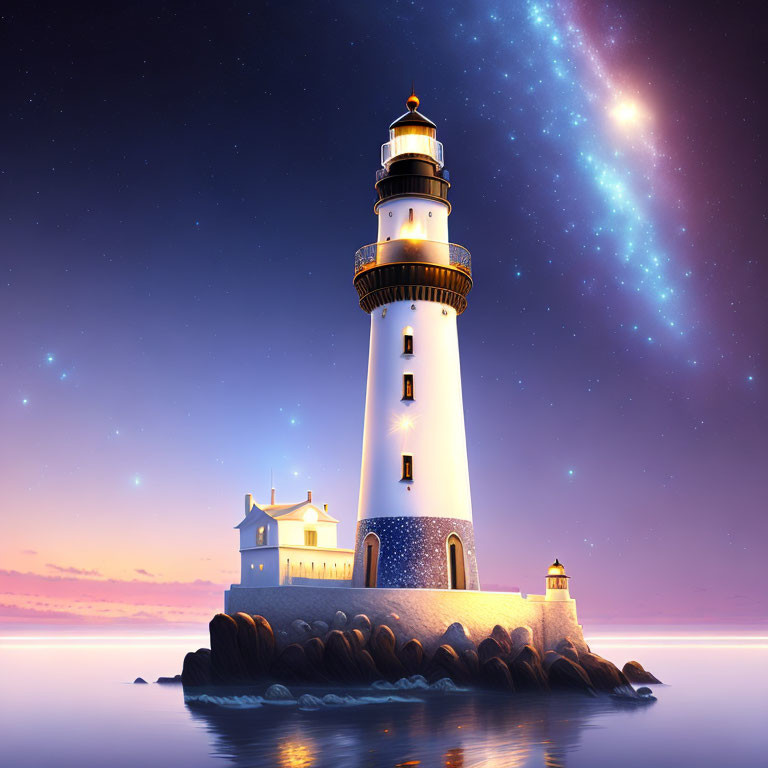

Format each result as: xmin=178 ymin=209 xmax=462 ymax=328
xmin=2 ymin=1 xmax=765 ymax=627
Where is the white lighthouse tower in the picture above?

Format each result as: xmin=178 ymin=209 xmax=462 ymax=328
xmin=352 ymin=91 xmax=479 ymax=590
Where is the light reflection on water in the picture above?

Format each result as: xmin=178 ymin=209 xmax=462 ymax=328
xmin=0 ymin=630 xmax=766 ymax=767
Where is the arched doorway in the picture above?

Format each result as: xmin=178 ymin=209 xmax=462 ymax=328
xmin=447 ymin=534 xmax=466 ymax=589
xmin=362 ymin=533 xmax=380 ymax=588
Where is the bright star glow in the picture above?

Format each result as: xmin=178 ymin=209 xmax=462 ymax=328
xmin=611 ymin=100 xmax=641 ymax=126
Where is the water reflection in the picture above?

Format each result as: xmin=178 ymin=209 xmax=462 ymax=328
xmin=186 ymin=689 xmax=629 ymax=768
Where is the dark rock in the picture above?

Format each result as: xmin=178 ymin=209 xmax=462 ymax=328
xmin=579 ymin=652 xmax=629 ymax=691
xmin=509 ymin=626 xmax=533 ymax=651
xmin=251 ymin=615 xmax=276 ymax=669
xmin=399 ymin=639 xmax=424 ymax=676
xmin=348 ymin=628 xmax=366 ymax=651
xmin=324 ymin=630 xmax=363 ymax=683
xmin=303 ymin=636 xmax=327 ymax=680
xmin=480 ymin=656 xmax=515 ymax=691
xmin=210 ymin=613 xmax=247 ymax=684
xmin=542 ymin=650 xmax=561 ymax=669
xmin=233 ymin=613 xmax=263 ymax=680
xmin=182 ymin=648 xmax=211 ymax=687
xmin=331 ymin=611 xmax=347 ymax=630
xmin=547 ymin=656 xmax=596 ymax=696
xmin=490 ymin=625 xmax=513 ymax=655
xmin=439 ymin=622 xmax=475 ymax=654
xmin=289 ymin=619 xmax=311 ymax=644
xmin=461 ymin=649 xmax=480 ymax=679
xmin=369 ymin=625 xmax=406 ymax=681
xmin=155 ymin=674 xmax=182 ymax=684
xmin=622 ymin=660 xmax=662 ymax=684
xmin=133 ymin=677 xmax=147 ymax=684
xmin=264 ymin=683 xmax=293 ymax=700
xmin=310 ymin=620 xmax=329 ymax=638
xmin=555 ymin=637 xmax=580 ymax=664
xmin=478 ymin=637 xmax=506 ymax=665
xmin=636 ymin=687 xmax=653 ymax=697
xmin=271 ymin=643 xmax=316 ymax=682
xmin=349 ymin=614 xmax=372 ymax=643
xmin=509 ymin=645 xmax=548 ymax=691
xmin=425 ymin=644 xmax=470 ymax=684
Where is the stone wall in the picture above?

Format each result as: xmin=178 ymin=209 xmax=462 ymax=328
xmin=224 ymin=585 xmax=586 ymax=655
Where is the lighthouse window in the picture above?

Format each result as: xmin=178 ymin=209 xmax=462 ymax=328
xmin=257 ymin=526 xmax=265 ymax=546
xmin=403 ymin=334 xmax=414 ymax=355
xmin=401 ymin=454 xmax=413 ymax=482
xmin=402 ymin=374 xmax=414 ymax=400
xmin=304 ymin=528 xmax=317 ymax=547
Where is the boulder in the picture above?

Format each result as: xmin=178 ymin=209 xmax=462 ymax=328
xmin=461 ymin=649 xmax=480 ymax=679
xmin=480 ymin=657 xmax=515 ymax=691
xmin=210 ymin=613 xmax=247 ymax=684
xmin=324 ymin=630 xmax=363 ymax=683
xmin=399 ymin=639 xmax=424 ymax=676
xmin=478 ymin=637 xmax=506 ymax=665
xmin=490 ymin=625 xmax=513 ymax=655
xmin=509 ymin=626 xmax=533 ymax=652
xmin=310 ymin=620 xmax=329 ymax=638
xmin=155 ymin=675 xmax=182 ymax=684
xmin=542 ymin=650 xmax=561 ymax=669
xmin=331 ymin=611 xmax=347 ymax=630
xmin=554 ymin=637 xmax=580 ymax=664
xmin=271 ymin=643 xmax=316 ymax=682
xmin=369 ymin=625 xmax=406 ymax=681
xmin=181 ymin=648 xmax=212 ymax=687
xmin=579 ymin=652 xmax=629 ymax=691
xmin=133 ymin=677 xmax=147 ymax=684
xmin=547 ymin=656 xmax=596 ymax=696
xmin=303 ymin=637 xmax=328 ymax=681
xmin=251 ymin=615 xmax=276 ymax=668
xmin=431 ymin=677 xmax=459 ymax=692
xmin=264 ymin=683 xmax=293 ymax=701
xmin=425 ymin=644 xmax=470 ymax=685
xmin=636 ymin=687 xmax=654 ymax=697
xmin=622 ymin=660 xmax=662 ymax=684
xmin=298 ymin=693 xmax=323 ymax=709
xmin=349 ymin=614 xmax=372 ymax=643
xmin=509 ymin=645 xmax=547 ymax=691
xmin=233 ymin=613 xmax=268 ymax=679
xmin=289 ymin=619 xmax=311 ymax=644
xmin=439 ymin=622 xmax=475 ymax=654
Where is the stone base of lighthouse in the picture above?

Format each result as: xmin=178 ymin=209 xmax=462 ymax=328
xmin=351 ymin=516 xmax=480 ymax=589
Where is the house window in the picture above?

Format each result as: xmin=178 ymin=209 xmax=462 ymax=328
xmin=402 ymin=373 xmax=414 ymax=400
xmin=403 ymin=333 xmax=413 ymax=355
xmin=402 ymin=454 xmax=413 ymax=482
xmin=257 ymin=526 xmax=265 ymax=546
xmin=304 ymin=528 xmax=317 ymax=547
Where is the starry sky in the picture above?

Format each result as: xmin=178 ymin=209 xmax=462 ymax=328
xmin=1 ymin=0 xmax=766 ymax=628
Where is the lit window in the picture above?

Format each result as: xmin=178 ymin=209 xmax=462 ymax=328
xmin=259 ymin=564 xmax=264 ymax=571
xmin=402 ymin=454 xmax=413 ymax=482
xmin=304 ymin=529 xmax=317 ymax=547
xmin=257 ymin=526 xmax=265 ymax=546
xmin=250 ymin=563 xmax=254 ymax=570
xmin=403 ymin=333 xmax=413 ymax=355
xmin=403 ymin=373 xmax=414 ymax=400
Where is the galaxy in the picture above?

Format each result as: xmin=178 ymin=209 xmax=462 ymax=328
xmin=0 ymin=0 xmax=765 ymax=626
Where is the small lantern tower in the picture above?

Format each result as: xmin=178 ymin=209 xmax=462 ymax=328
xmin=545 ymin=559 xmax=571 ymax=601
xmin=351 ymin=90 xmax=479 ymax=590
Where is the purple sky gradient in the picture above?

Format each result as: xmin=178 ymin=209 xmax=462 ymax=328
xmin=1 ymin=1 xmax=765 ymax=626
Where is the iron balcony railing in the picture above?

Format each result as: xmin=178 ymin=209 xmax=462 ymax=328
xmin=354 ymin=239 xmax=471 ymax=276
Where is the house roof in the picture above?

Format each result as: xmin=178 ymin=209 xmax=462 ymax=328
xmin=235 ymin=499 xmax=340 ymax=529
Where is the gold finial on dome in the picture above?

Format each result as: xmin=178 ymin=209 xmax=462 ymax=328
xmin=406 ymin=83 xmax=419 ymax=112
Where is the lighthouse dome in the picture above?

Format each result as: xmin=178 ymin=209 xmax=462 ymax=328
xmin=547 ymin=559 xmax=566 ymax=576
xmin=382 ymin=90 xmax=443 ymax=169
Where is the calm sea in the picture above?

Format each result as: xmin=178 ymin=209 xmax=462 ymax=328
xmin=0 ymin=627 xmax=766 ymax=767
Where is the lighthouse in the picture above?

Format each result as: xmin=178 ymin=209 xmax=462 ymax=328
xmin=351 ymin=91 xmax=479 ymax=590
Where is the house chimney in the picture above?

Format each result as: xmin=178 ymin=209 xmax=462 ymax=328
xmin=307 ymin=490 xmax=312 ymax=503
xmin=245 ymin=493 xmax=253 ymax=514
xmin=270 ymin=487 xmax=275 ymax=505
xmin=323 ymin=503 xmax=328 ymax=512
